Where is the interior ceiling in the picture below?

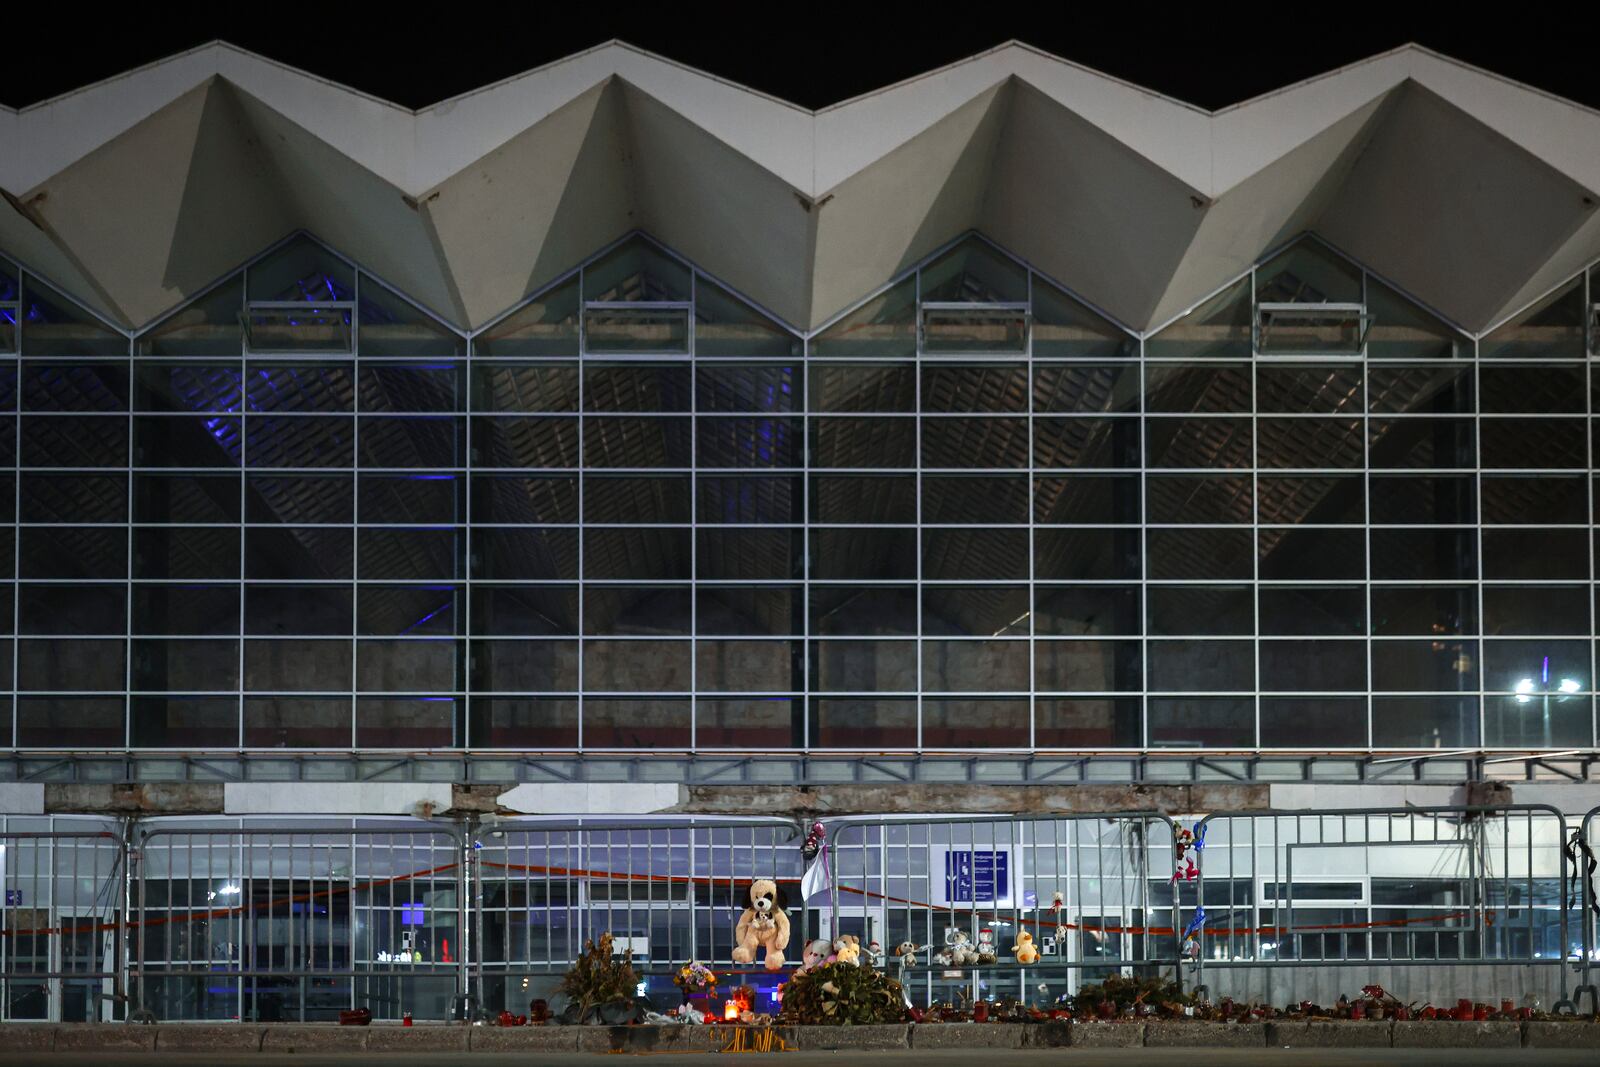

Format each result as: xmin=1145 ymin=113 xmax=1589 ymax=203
xmin=3 ymin=41 xmax=1600 ymax=335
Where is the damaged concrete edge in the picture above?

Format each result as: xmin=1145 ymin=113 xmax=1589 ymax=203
xmin=18 ymin=779 xmax=1600 ymax=820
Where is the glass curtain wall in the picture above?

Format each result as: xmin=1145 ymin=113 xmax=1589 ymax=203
xmin=0 ymin=231 xmax=1594 ymax=752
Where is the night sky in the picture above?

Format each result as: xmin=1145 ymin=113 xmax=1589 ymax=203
xmin=2 ymin=18 xmax=1590 ymax=115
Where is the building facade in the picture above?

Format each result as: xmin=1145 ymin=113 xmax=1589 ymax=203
xmin=0 ymin=40 xmax=1596 ymax=1024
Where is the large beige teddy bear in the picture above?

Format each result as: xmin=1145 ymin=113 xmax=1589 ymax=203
xmin=731 ymin=878 xmax=790 ymax=972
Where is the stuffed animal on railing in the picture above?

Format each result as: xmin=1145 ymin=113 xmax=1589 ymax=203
xmin=1012 ymin=932 xmax=1038 ymax=964
xmin=731 ymin=878 xmax=790 ymax=972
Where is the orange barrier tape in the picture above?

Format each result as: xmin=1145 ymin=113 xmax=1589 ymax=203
xmin=0 ymin=861 xmax=461 ymax=938
xmin=0 ymin=857 xmax=1490 ymax=943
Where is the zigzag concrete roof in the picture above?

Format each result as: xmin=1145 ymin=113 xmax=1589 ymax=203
xmin=2 ymin=39 xmax=1598 ymax=336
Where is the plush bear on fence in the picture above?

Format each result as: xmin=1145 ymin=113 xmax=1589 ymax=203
xmin=731 ymin=878 xmax=790 ymax=972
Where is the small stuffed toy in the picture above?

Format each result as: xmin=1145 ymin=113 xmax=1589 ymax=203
xmin=945 ymin=928 xmax=978 ymax=966
xmin=974 ymin=928 xmax=998 ymax=965
xmin=832 ymin=934 xmax=861 ymax=965
xmin=1012 ymin=932 xmax=1039 ymax=964
xmin=800 ymin=938 xmax=832 ymax=972
xmin=731 ymin=878 xmax=790 ymax=972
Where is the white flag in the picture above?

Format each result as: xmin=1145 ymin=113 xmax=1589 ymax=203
xmin=800 ymin=854 xmax=828 ymax=902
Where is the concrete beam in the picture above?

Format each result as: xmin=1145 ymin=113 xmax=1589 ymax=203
xmin=675 ymin=782 xmax=1268 ymax=816
xmin=223 ymin=782 xmax=452 ymax=817
xmin=496 ymin=782 xmax=685 ymax=815
xmin=43 ymin=783 xmax=223 ymax=814
xmin=0 ymin=783 xmax=45 ymax=814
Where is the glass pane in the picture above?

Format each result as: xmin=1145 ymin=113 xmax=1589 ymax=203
xmin=693 ymin=278 xmax=800 ymax=358
xmin=1031 ymin=276 xmax=1134 ymax=359
xmin=582 ymin=305 xmax=689 ymax=355
xmin=1146 ymin=277 xmax=1251 ymax=361
xmin=356 ymin=275 xmax=464 ymax=357
xmin=475 ymin=276 xmax=579 ymax=356
xmin=812 ymin=277 xmax=916 ymax=359
xmin=1479 ymin=279 xmax=1585 ymax=360
xmin=1365 ymin=279 xmax=1468 ymax=360
xmin=18 ymin=275 xmax=126 ymax=357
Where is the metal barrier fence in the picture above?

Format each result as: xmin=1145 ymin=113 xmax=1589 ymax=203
xmin=131 ymin=822 xmax=465 ymax=1023
xmin=1575 ymin=805 xmax=1600 ymax=1015
xmin=0 ymin=806 xmax=1595 ymax=1023
xmin=1194 ymin=806 xmax=1578 ymax=1011
xmin=0 ymin=824 xmax=127 ymax=1023
xmin=828 ymin=813 xmax=1183 ymax=1010
xmin=470 ymin=818 xmax=806 ymax=1017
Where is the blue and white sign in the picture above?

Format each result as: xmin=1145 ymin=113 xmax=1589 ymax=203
xmin=931 ymin=847 xmax=1013 ymax=907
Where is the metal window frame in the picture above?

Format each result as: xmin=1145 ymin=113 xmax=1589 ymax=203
xmin=1252 ymin=301 xmax=1373 ymax=358
xmin=0 ymin=226 xmax=1594 ymax=758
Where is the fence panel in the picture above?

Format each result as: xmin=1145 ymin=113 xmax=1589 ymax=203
xmin=0 ymin=826 xmax=127 ymax=1023
xmin=1194 ymin=805 xmax=1577 ymax=1010
xmin=132 ymin=822 xmax=464 ymax=1023
xmin=471 ymin=817 xmax=803 ymax=1017
xmin=828 ymin=813 xmax=1183 ymax=1011
xmin=1575 ymin=806 xmax=1599 ymax=1015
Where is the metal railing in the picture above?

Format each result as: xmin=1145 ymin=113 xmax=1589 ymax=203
xmin=130 ymin=823 xmax=465 ymax=1023
xmin=0 ymin=827 xmax=127 ymax=1022
xmin=470 ymin=817 xmax=805 ymax=1017
xmin=828 ymin=813 xmax=1183 ymax=1009
xmin=0 ymin=805 xmax=1593 ymax=1023
xmin=1572 ymin=805 xmax=1599 ymax=1015
xmin=1194 ymin=805 xmax=1579 ymax=1011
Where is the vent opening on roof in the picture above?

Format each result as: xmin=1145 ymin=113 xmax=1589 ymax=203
xmin=582 ymin=302 xmax=690 ymax=355
xmin=242 ymin=300 xmax=355 ymax=354
xmin=919 ymin=302 xmax=1028 ymax=355
xmin=1254 ymin=302 xmax=1372 ymax=357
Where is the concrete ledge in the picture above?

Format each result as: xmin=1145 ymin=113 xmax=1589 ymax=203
xmin=1145 ymin=1020 xmax=1266 ymax=1047
xmin=1523 ymin=1021 xmax=1600 ymax=1048
xmin=1392 ymin=1020 xmax=1521 ymax=1048
xmin=574 ymin=1024 xmax=724 ymax=1053
xmin=1018 ymin=1020 xmax=1072 ymax=1047
xmin=364 ymin=1025 xmax=470 ymax=1052
xmin=1065 ymin=1021 xmax=1144 ymax=1047
xmin=53 ymin=1025 xmax=157 ymax=1052
xmin=155 ymin=1025 xmax=266 ymax=1052
xmin=1268 ymin=1020 xmax=1394 ymax=1047
xmin=0 ymin=1025 xmax=55 ymax=1051
xmin=23 ymin=1018 xmax=1600 ymax=1053
xmin=790 ymin=1023 xmax=909 ymax=1049
xmin=910 ymin=1023 xmax=1024 ymax=1048
xmin=466 ymin=1025 xmax=579 ymax=1052
xmin=260 ymin=1025 xmax=369 ymax=1053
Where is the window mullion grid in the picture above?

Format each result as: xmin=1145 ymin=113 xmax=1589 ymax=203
xmin=802 ymin=332 xmax=810 ymax=752
xmin=688 ymin=271 xmax=697 ymax=753
xmin=463 ymin=331 xmax=473 ymax=747
xmin=1474 ymin=332 xmax=1485 ymax=750
xmin=1138 ymin=332 xmax=1148 ymax=749
xmin=237 ymin=269 xmax=248 ymax=749
xmin=576 ymin=265 xmax=585 ymax=751
xmin=1590 ymin=265 xmax=1598 ymax=750
xmin=1251 ymin=279 xmax=1261 ymax=750
xmin=124 ymin=330 xmax=134 ymax=749
xmin=1362 ymin=275 xmax=1374 ymax=752
xmin=1026 ymin=268 xmax=1036 ymax=752
xmin=914 ymin=265 xmax=923 ymax=753
xmin=350 ymin=271 xmax=360 ymax=751
xmin=9 ymin=334 xmax=17 ymax=749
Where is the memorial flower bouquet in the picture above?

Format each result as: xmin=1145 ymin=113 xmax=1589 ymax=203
xmin=674 ymin=960 xmax=718 ymax=995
